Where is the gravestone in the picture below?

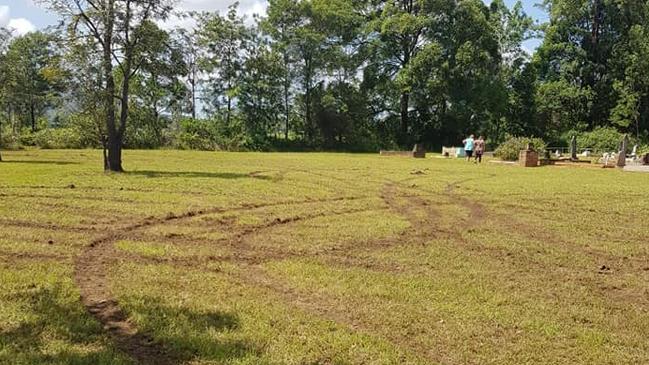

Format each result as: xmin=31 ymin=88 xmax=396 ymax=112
xmin=642 ymin=153 xmax=649 ymax=166
xmin=519 ymin=143 xmax=539 ymax=167
xmin=570 ymin=135 xmax=578 ymax=160
xmin=412 ymin=144 xmax=426 ymax=158
xmin=616 ymin=135 xmax=629 ymax=168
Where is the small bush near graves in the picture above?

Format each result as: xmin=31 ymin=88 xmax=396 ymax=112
xmin=494 ymin=136 xmax=546 ymax=161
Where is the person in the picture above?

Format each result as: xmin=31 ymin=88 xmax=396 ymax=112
xmin=474 ymin=136 xmax=485 ymax=163
xmin=462 ymin=134 xmax=475 ymax=162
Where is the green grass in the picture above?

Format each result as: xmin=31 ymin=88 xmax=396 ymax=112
xmin=1 ymin=149 xmax=648 ymax=364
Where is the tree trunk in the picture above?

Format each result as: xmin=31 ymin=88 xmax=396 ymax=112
xmin=0 ymin=118 xmax=3 ymax=162
xmin=103 ymin=0 xmax=122 ymax=172
xmin=190 ymin=71 xmax=196 ymax=119
xmin=106 ymin=136 xmax=122 ymax=171
xmin=227 ymin=95 xmax=232 ymax=125
xmin=304 ymin=56 xmax=313 ymax=142
xmin=30 ymin=101 xmax=36 ymax=132
xmin=284 ymin=52 xmax=290 ymax=140
xmin=400 ymin=92 xmax=410 ymax=136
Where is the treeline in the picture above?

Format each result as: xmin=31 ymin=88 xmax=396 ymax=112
xmin=1 ymin=0 xmax=648 ymax=169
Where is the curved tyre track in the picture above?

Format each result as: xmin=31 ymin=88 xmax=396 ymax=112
xmin=73 ymin=175 xmax=491 ymax=364
xmin=72 ymin=195 xmax=370 ymax=364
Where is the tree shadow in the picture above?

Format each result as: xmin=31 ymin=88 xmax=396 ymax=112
xmin=1 ymin=160 xmax=80 ymax=165
xmin=1 ymin=286 xmax=259 ymax=364
xmin=122 ymin=295 xmax=260 ymax=362
xmin=0 ymin=285 xmax=131 ymax=364
xmin=126 ymin=170 xmax=272 ymax=180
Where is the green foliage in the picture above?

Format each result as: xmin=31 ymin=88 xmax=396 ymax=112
xmin=24 ymin=128 xmax=85 ymax=149
xmin=494 ymin=135 xmax=546 ymax=161
xmin=175 ymin=117 xmax=249 ymax=152
xmin=565 ymin=127 xmax=634 ymax=153
xmin=8 ymin=0 xmax=649 ymax=159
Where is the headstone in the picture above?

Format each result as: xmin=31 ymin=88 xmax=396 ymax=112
xmin=631 ymin=144 xmax=638 ymax=158
xmin=642 ymin=153 xmax=649 ymax=166
xmin=570 ymin=135 xmax=578 ymax=160
xmin=519 ymin=143 xmax=539 ymax=167
xmin=616 ymin=135 xmax=629 ymax=168
xmin=412 ymin=144 xmax=426 ymax=158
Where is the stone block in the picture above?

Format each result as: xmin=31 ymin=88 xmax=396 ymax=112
xmin=519 ymin=150 xmax=539 ymax=167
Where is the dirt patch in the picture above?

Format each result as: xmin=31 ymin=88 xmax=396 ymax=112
xmin=74 ymin=228 xmax=183 ymax=365
xmin=444 ymin=180 xmax=486 ymax=226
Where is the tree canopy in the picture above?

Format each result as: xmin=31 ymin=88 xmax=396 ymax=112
xmin=1 ymin=0 xmax=648 ymax=169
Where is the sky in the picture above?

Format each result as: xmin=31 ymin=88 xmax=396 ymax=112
xmin=0 ymin=0 xmax=547 ymax=48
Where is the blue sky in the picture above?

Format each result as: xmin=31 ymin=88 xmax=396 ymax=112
xmin=1 ymin=0 xmax=547 ymax=49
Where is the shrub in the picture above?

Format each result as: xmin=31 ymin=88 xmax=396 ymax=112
xmin=638 ymin=145 xmax=649 ymax=155
xmin=31 ymin=128 xmax=85 ymax=149
xmin=494 ymin=136 xmax=546 ymax=161
xmin=573 ymin=127 xmax=632 ymax=153
xmin=173 ymin=117 xmax=249 ymax=152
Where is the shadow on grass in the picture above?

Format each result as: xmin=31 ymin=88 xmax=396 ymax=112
xmin=1 ymin=160 xmax=80 ymax=165
xmin=123 ymin=295 xmax=259 ymax=362
xmin=0 ymin=285 xmax=130 ymax=365
xmin=1 ymin=286 xmax=259 ymax=364
xmin=126 ymin=170 xmax=272 ymax=180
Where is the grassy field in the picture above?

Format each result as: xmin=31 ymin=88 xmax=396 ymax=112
xmin=1 ymin=149 xmax=648 ymax=365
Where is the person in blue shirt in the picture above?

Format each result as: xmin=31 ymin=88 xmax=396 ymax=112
xmin=463 ymin=135 xmax=475 ymax=162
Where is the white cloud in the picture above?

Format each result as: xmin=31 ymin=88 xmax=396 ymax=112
xmin=0 ymin=5 xmax=36 ymax=36
xmin=0 ymin=6 xmax=10 ymax=27
xmin=162 ymin=0 xmax=268 ymax=30
xmin=8 ymin=18 xmax=35 ymax=36
xmin=179 ymin=0 xmax=268 ymax=16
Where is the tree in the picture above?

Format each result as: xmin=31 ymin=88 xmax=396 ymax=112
xmin=60 ymin=31 xmax=106 ymax=149
xmin=128 ymin=23 xmax=187 ymax=148
xmin=0 ymin=27 xmax=11 ymax=162
xmin=1 ymin=32 xmax=64 ymax=133
xmin=367 ymin=0 xmax=428 ymax=145
xmin=239 ymin=34 xmax=285 ymax=142
xmin=196 ymin=3 xmax=250 ymax=126
xmin=534 ymin=0 xmax=649 ymax=138
xmin=175 ymin=28 xmax=200 ymax=119
xmin=40 ymin=0 xmax=174 ymax=172
xmin=261 ymin=0 xmax=302 ymax=140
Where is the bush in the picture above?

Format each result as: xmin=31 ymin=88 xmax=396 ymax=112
xmin=638 ymin=145 xmax=649 ymax=155
xmin=173 ymin=117 xmax=249 ymax=152
xmin=494 ymin=136 xmax=546 ymax=161
xmin=16 ymin=128 xmax=85 ymax=149
xmin=571 ymin=127 xmax=632 ymax=153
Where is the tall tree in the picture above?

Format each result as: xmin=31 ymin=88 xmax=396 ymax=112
xmin=1 ymin=32 xmax=64 ymax=133
xmin=367 ymin=0 xmax=428 ymax=145
xmin=261 ymin=0 xmax=301 ymax=140
xmin=238 ymin=31 xmax=285 ymax=142
xmin=41 ymin=0 xmax=174 ymax=171
xmin=0 ymin=27 xmax=11 ymax=162
xmin=129 ymin=23 xmax=187 ymax=148
xmin=534 ymin=0 xmax=646 ymax=135
xmin=175 ymin=28 xmax=200 ymax=119
xmin=196 ymin=4 xmax=250 ymax=125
